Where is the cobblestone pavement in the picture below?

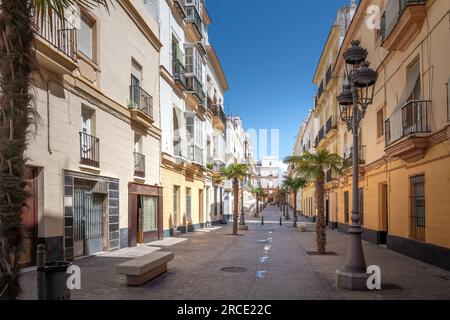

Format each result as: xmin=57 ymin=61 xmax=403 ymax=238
xmin=19 ymin=206 xmax=450 ymax=300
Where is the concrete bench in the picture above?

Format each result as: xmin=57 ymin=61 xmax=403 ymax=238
xmin=117 ymin=251 xmax=174 ymax=286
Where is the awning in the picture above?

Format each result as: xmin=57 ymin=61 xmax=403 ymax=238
xmin=390 ymin=62 xmax=420 ymax=115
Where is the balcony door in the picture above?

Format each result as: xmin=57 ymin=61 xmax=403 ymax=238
xmin=131 ymin=61 xmax=142 ymax=106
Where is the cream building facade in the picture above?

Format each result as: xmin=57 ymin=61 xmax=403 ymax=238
xmin=23 ymin=1 xmax=162 ymax=265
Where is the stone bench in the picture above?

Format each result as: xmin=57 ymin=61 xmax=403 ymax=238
xmin=117 ymin=251 xmax=174 ymax=286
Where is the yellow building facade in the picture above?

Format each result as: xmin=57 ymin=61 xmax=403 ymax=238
xmin=332 ymin=0 xmax=450 ymax=270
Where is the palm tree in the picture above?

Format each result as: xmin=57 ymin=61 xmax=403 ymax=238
xmin=285 ymin=149 xmax=345 ymax=255
xmin=221 ymin=163 xmax=249 ymax=236
xmin=282 ymin=176 xmax=307 ymax=228
xmin=0 ymin=0 xmax=109 ymax=300
xmin=252 ymin=186 xmax=262 ymax=217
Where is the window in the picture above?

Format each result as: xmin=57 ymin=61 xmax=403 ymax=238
xmin=134 ymin=134 xmax=142 ymax=153
xmin=344 ymin=191 xmax=349 ymax=223
xmin=185 ymin=45 xmax=202 ymax=81
xmin=186 ymin=188 xmax=192 ymax=222
xmin=410 ymin=175 xmax=425 ymax=241
xmin=173 ymin=186 xmax=180 ymax=226
xmin=81 ymin=108 xmax=92 ymax=135
xmin=141 ymin=196 xmax=158 ymax=232
xmin=77 ymin=14 xmax=94 ymax=60
xmin=377 ymin=108 xmax=384 ymax=138
xmin=131 ymin=61 xmax=142 ymax=88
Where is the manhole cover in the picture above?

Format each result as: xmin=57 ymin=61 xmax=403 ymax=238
xmin=221 ymin=267 xmax=247 ymax=273
xmin=306 ymin=251 xmax=337 ymax=256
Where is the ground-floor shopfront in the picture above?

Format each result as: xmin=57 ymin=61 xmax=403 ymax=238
xmin=160 ymin=157 xmax=208 ymax=237
xmin=126 ymin=183 xmax=163 ymax=247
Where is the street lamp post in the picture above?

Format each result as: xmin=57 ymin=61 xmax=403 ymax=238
xmin=336 ymin=40 xmax=377 ymax=290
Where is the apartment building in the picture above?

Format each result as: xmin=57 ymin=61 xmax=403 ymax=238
xmin=223 ymin=116 xmax=249 ymax=220
xmin=255 ymin=156 xmax=281 ymax=203
xmin=311 ymin=2 xmax=356 ymax=228
xmin=291 ymin=0 xmax=450 ymax=270
xmin=332 ymin=0 xmax=450 ymax=270
xmin=158 ymin=0 xmax=233 ymax=235
xmin=23 ymin=1 xmax=162 ymax=265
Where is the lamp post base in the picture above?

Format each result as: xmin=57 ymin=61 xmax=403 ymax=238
xmin=336 ymin=270 xmax=370 ymax=291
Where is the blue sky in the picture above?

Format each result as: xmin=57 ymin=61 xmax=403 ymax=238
xmin=207 ymin=0 xmax=352 ymax=160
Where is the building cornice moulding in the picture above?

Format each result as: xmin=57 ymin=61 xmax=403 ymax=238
xmin=117 ymin=0 xmax=162 ymax=52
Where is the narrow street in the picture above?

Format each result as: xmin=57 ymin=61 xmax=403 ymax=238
xmin=19 ymin=206 xmax=450 ymax=300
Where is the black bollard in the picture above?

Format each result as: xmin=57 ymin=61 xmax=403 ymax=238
xmin=261 ymin=216 xmax=264 ymax=226
xmin=280 ymin=217 xmax=282 ymax=226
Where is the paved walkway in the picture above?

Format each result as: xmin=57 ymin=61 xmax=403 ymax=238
xmin=19 ymin=206 xmax=450 ymax=300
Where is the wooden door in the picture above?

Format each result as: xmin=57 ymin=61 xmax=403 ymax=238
xmin=19 ymin=168 xmax=38 ymax=267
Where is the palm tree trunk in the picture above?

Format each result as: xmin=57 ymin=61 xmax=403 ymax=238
xmin=315 ymin=177 xmax=326 ymax=254
xmin=232 ymin=179 xmax=239 ymax=235
xmin=0 ymin=0 xmax=35 ymax=300
xmin=293 ymin=191 xmax=297 ymax=228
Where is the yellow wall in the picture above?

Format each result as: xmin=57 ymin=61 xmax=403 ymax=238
xmin=161 ymin=164 xmax=207 ymax=233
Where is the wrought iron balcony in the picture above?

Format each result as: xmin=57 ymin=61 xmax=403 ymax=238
xmin=381 ymin=0 xmax=427 ymax=46
xmin=32 ymin=11 xmax=77 ymax=60
xmin=344 ymin=146 xmax=366 ymax=165
xmin=173 ymin=58 xmax=187 ymax=88
xmin=209 ymin=104 xmax=227 ymax=126
xmin=325 ymin=65 xmax=333 ymax=86
xmin=385 ymin=100 xmax=431 ymax=146
xmin=134 ymin=152 xmax=145 ymax=178
xmin=129 ymin=85 xmax=153 ymax=118
xmin=186 ymin=76 xmax=206 ymax=106
xmin=173 ymin=137 xmax=187 ymax=159
xmin=188 ymin=145 xmax=204 ymax=165
xmin=186 ymin=5 xmax=202 ymax=36
xmin=80 ymin=132 xmax=100 ymax=167
xmin=326 ymin=169 xmax=335 ymax=183
xmin=326 ymin=116 xmax=338 ymax=134
xmin=318 ymin=81 xmax=324 ymax=99
xmin=315 ymin=126 xmax=325 ymax=147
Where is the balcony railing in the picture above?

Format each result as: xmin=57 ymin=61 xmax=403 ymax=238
xmin=318 ymin=81 xmax=324 ymax=99
xmin=32 ymin=10 xmax=77 ymax=60
xmin=315 ymin=126 xmax=325 ymax=147
xmin=173 ymin=137 xmax=187 ymax=159
xmin=326 ymin=116 xmax=338 ymax=134
xmin=344 ymin=146 xmax=366 ymax=165
xmin=381 ymin=0 xmax=427 ymax=40
xmin=173 ymin=59 xmax=187 ymax=88
xmin=325 ymin=65 xmax=333 ymax=86
xmin=326 ymin=169 xmax=335 ymax=183
xmin=189 ymin=145 xmax=204 ymax=165
xmin=129 ymin=85 xmax=153 ymax=118
xmin=210 ymin=104 xmax=227 ymax=125
xmin=186 ymin=5 xmax=202 ymax=36
xmin=385 ymin=100 xmax=431 ymax=146
xmin=134 ymin=152 xmax=145 ymax=178
xmin=186 ymin=76 xmax=206 ymax=106
xmin=80 ymin=132 xmax=100 ymax=167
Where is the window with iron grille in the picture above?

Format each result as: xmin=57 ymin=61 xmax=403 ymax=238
xmin=410 ymin=175 xmax=425 ymax=241
xmin=344 ymin=191 xmax=349 ymax=223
